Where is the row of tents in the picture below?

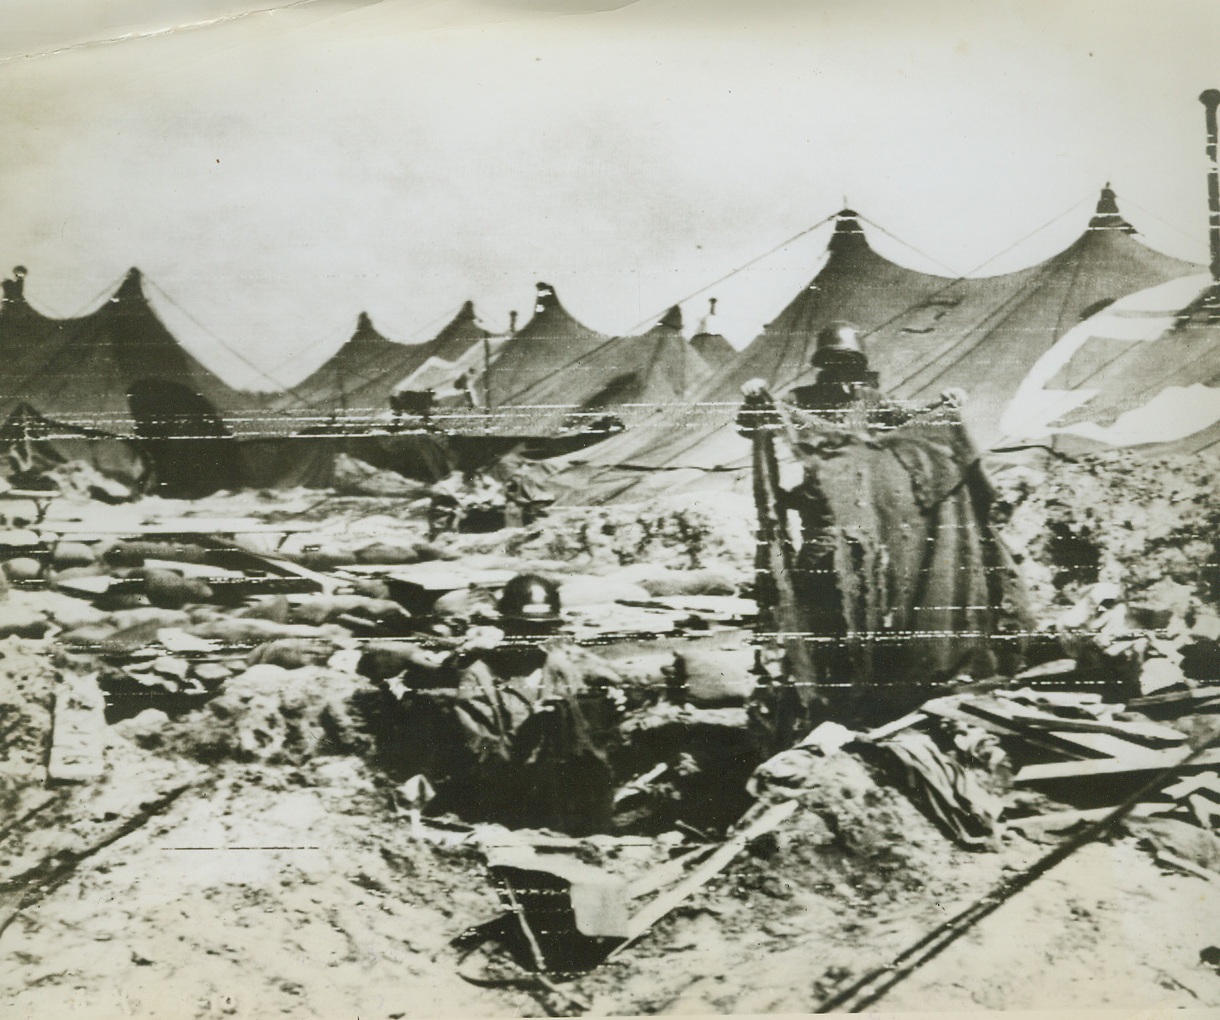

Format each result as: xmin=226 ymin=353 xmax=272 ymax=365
xmin=0 ymin=184 xmax=1216 ymax=500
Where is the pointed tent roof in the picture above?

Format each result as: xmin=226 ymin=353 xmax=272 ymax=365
xmin=427 ymin=300 xmax=493 ymax=364
xmin=556 ymin=190 xmax=1202 ymax=503
xmin=282 ymin=301 xmax=492 ymax=414
xmin=480 ymin=282 xmax=609 ymax=408
xmin=0 ymin=267 xmax=260 ymax=434
xmin=279 ymin=311 xmax=423 ymax=413
xmin=499 ymin=304 xmax=715 ymax=432
xmin=878 ymin=185 xmax=1202 ymax=429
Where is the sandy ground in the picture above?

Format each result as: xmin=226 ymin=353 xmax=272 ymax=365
xmin=4 ymin=469 xmax=1220 ymax=1017
xmin=5 ymin=688 xmax=1220 ymax=1018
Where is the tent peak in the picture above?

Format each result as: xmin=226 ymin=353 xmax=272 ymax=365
xmin=1087 ymin=185 xmax=1136 ymax=234
xmin=658 ymin=304 xmax=683 ymax=331
xmin=828 ymin=208 xmax=869 ymax=254
xmin=356 ymin=310 xmax=375 ymax=332
xmin=534 ymin=281 xmax=558 ymax=313
xmin=1 ymin=266 xmax=27 ymax=306
xmin=114 ymin=267 xmax=146 ymax=301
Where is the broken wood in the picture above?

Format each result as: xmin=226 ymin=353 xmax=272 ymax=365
xmin=921 ymin=698 xmax=1088 ymax=758
xmin=609 ymin=798 xmax=797 ymax=959
xmin=499 ymin=877 xmax=594 ymax=1014
xmin=1045 ymin=729 xmax=1166 ymax=761
xmin=814 ymin=731 xmax=1220 ymax=1013
xmin=1157 ymin=849 xmax=1220 ymax=884
xmin=48 ymin=672 xmax=107 ymax=783
xmin=960 ymin=696 xmax=1185 ymax=748
xmin=1014 ymin=747 xmax=1220 ymax=783
xmin=624 ymin=843 xmax=716 ymax=901
xmin=1162 ymin=772 xmax=1220 ymax=800
xmin=1128 ymin=686 xmax=1220 ymax=708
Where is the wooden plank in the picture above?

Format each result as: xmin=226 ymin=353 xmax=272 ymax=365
xmin=1047 ymin=730 xmax=1164 ymax=761
xmin=610 ymin=799 xmax=797 ymax=957
xmin=963 ymin=698 xmax=1185 ymax=748
xmin=1005 ymin=711 xmax=1185 ymax=748
xmin=1188 ymin=793 xmax=1220 ymax=829
xmin=48 ymin=673 xmax=107 ymax=783
xmin=922 ymin=698 xmax=1091 ymax=758
xmin=194 ymin=537 xmax=337 ymax=595
xmin=1128 ymin=687 xmax=1220 ymax=708
xmin=865 ymin=711 xmax=928 ymax=742
xmin=37 ymin=522 xmax=313 ymax=537
xmin=1014 ymin=747 xmax=1220 ymax=783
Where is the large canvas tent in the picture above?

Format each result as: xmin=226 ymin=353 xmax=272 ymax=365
xmin=553 ymin=190 xmax=1201 ymax=504
xmin=477 ymin=282 xmax=609 ymax=409
xmin=228 ymin=301 xmax=499 ymax=492
xmin=276 ymin=302 xmax=492 ymax=418
xmin=0 ymin=266 xmax=260 ymax=434
xmin=485 ymin=304 xmax=716 ymax=434
xmin=0 ymin=267 xmax=264 ymax=495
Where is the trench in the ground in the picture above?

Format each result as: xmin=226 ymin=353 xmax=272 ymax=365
xmin=349 ymin=685 xmax=764 ymax=837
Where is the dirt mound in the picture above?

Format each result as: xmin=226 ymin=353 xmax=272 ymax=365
xmin=747 ymin=746 xmax=963 ymax=891
xmin=133 ymin=664 xmax=374 ymax=766
xmin=994 ymin=450 xmax=1220 ymax=622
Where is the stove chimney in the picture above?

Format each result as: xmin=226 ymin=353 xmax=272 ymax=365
xmin=1201 ymin=89 xmax=1220 ymax=280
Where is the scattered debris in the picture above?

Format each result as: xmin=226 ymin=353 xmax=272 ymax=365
xmin=47 ymin=672 xmax=107 ymax=783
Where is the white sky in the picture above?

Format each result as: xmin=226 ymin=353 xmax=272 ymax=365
xmin=1 ymin=0 xmax=1218 ymax=388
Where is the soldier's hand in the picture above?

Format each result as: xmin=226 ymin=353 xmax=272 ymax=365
xmin=604 ymin=685 xmax=628 ymax=713
xmin=741 ymin=378 xmax=769 ymax=401
xmin=940 ymin=387 xmax=967 ymax=408
xmin=462 ymin=625 xmax=504 ymax=652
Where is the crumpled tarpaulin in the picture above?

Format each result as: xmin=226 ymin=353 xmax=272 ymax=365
xmin=873 ymin=730 xmax=1003 ymax=849
xmin=751 ymin=397 xmax=1032 ymax=733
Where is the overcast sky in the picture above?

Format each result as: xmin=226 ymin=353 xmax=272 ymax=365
xmin=1 ymin=0 xmax=1218 ymax=388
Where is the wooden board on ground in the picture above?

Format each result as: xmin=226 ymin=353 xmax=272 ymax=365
xmin=48 ymin=672 xmax=107 ymax=783
xmin=1013 ymin=747 xmax=1220 ymax=783
xmin=921 ymin=697 xmax=1091 ymax=758
xmin=961 ymin=696 xmax=1185 ymax=748
xmin=1046 ymin=730 xmax=1167 ymax=761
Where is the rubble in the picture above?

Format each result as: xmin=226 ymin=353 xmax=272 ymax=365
xmin=3 ymin=449 xmax=1220 ymax=1014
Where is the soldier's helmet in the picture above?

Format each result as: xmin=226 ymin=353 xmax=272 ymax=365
xmin=498 ymin=573 xmax=562 ymax=623
xmin=812 ymin=321 xmax=868 ymax=369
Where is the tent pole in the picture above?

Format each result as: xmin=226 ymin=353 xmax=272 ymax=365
xmin=1201 ymin=89 xmax=1220 ymax=281
xmin=483 ymin=335 xmax=493 ymax=410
